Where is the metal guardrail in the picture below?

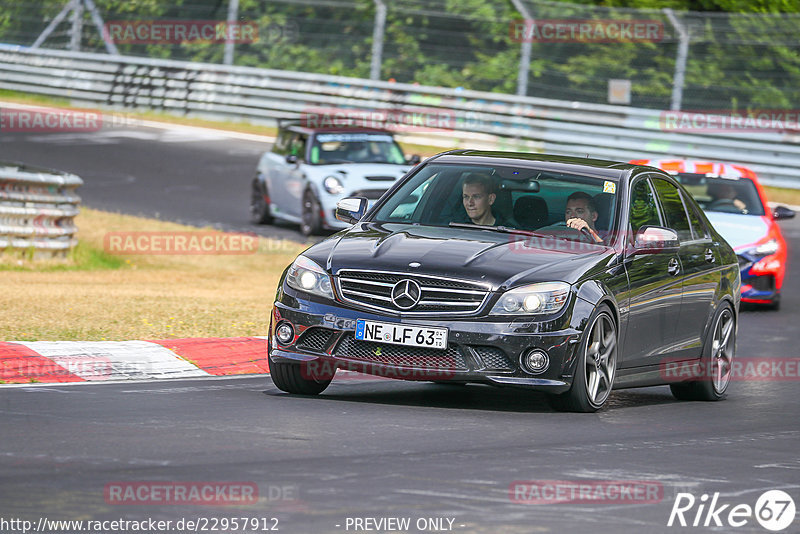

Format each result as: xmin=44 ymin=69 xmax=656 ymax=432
xmin=1 ymin=45 xmax=799 ymax=188
xmin=0 ymin=161 xmax=82 ymax=258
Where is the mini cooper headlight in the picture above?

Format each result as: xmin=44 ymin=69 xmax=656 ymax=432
xmin=323 ymin=175 xmax=345 ymax=195
xmin=286 ymin=256 xmax=334 ymax=299
xmin=490 ymin=282 xmax=570 ymax=315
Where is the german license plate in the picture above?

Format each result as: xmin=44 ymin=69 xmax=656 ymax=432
xmin=355 ymin=319 xmax=448 ymax=350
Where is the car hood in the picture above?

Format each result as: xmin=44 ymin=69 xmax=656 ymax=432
xmin=306 ymin=223 xmax=614 ymax=290
xmin=307 ymin=162 xmax=410 ymax=179
xmin=705 ymin=212 xmax=770 ymax=250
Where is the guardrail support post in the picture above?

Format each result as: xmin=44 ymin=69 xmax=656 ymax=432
xmin=664 ymin=8 xmax=689 ymax=111
xmin=510 ymin=0 xmax=532 ymax=97
xmin=223 ymin=0 xmax=240 ymax=65
xmin=69 ymin=0 xmax=84 ymax=51
xmin=370 ymin=0 xmax=387 ymax=80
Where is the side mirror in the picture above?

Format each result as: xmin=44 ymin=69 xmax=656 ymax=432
xmin=285 ymin=154 xmax=298 ymax=165
xmin=632 ymin=226 xmax=680 ymax=254
xmin=335 ymin=197 xmax=369 ymax=224
xmin=772 ymin=205 xmax=795 ymax=220
xmin=406 ymin=154 xmax=421 ymax=165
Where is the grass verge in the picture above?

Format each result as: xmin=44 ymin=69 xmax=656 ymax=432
xmin=0 ymin=208 xmax=307 ymax=341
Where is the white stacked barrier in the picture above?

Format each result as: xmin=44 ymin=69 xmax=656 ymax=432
xmin=0 ymin=162 xmax=82 ymax=258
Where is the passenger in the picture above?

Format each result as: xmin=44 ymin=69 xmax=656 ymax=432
xmin=461 ymin=173 xmax=510 ymax=226
xmin=565 ymin=191 xmax=604 ymax=243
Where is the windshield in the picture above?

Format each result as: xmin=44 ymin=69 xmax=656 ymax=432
xmin=309 ymin=133 xmax=406 ymax=165
xmin=372 ymin=163 xmax=619 ymax=244
xmin=675 ymin=173 xmax=765 ymax=216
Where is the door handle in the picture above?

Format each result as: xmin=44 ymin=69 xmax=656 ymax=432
xmin=667 ymin=257 xmax=680 ymax=276
xmin=704 ymin=248 xmax=715 ymax=263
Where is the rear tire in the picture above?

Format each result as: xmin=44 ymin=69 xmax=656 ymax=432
xmin=548 ymin=304 xmax=617 ymax=413
xmin=268 ymin=358 xmax=333 ymax=395
xmin=250 ymin=178 xmax=273 ymax=224
xmin=300 ymin=189 xmax=323 ymax=236
xmin=670 ymin=302 xmax=735 ymax=401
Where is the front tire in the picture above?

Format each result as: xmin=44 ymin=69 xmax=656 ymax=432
xmin=300 ymin=189 xmax=323 ymax=236
xmin=548 ymin=304 xmax=617 ymax=412
xmin=670 ymin=302 xmax=735 ymax=401
xmin=268 ymin=357 xmax=333 ymax=395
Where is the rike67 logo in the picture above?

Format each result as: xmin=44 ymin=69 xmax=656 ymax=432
xmin=668 ymin=490 xmax=796 ymax=531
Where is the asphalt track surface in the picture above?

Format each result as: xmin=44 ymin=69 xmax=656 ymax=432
xmin=2 ymin=123 xmax=800 ymax=533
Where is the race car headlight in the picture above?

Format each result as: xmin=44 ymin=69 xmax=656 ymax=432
xmin=286 ymin=256 xmax=334 ymax=299
xmin=753 ymin=239 xmax=779 ymax=256
xmin=490 ymin=282 xmax=570 ymax=315
xmin=323 ymin=176 xmax=345 ymax=195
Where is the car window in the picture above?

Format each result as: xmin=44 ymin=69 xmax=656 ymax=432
xmin=628 ymin=178 xmax=661 ymax=237
xmin=309 ymin=133 xmax=405 ymax=165
xmin=385 ymin=174 xmax=436 ymax=221
xmin=372 ymin=163 xmax=618 ymax=244
xmin=288 ymin=134 xmax=308 ymax=161
xmin=682 ymin=191 xmax=709 ymax=240
xmin=272 ymin=129 xmax=292 ymax=155
xmin=675 ymin=174 xmax=766 ymax=216
xmin=651 ymin=178 xmax=692 ymax=242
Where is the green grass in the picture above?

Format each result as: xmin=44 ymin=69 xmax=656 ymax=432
xmin=0 ymin=240 xmax=127 ymax=272
xmin=763 ymin=185 xmax=800 ymax=207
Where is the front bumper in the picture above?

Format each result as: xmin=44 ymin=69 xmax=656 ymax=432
xmin=738 ymin=253 xmax=781 ymax=304
xmin=269 ymin=291 xmax=586 ymax=393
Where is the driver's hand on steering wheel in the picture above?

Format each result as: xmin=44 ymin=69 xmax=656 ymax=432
xmin=566 ymin=218 xmax=603 ymax=243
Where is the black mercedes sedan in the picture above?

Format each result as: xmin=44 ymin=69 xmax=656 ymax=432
xmin=268 ymin=151 xmax=740 ymax=412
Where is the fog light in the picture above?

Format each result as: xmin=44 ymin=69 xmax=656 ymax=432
xmin=276 ymin=322 xmax=294 ymax=345
xmin=521 ymin=349 xmax=549 ymax=374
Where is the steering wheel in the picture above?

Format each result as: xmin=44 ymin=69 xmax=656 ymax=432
xmin=549 ymin=221 xmax=597 ymax=244
xmin=707 ymin=198 xmax=745 ymax=214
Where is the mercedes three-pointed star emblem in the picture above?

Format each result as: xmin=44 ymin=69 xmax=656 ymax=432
xmin=391 ymin=279 xmax=422 ymax=310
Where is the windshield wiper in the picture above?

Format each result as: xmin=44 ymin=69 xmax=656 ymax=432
xmin=448 ymin=222 xmax=550 ymax=238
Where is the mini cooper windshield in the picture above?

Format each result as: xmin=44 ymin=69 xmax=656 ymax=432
xmin=372 ymin=163 xmax=618 ymax=244
xmin=310 ymin=133 xmax=406 ymax=165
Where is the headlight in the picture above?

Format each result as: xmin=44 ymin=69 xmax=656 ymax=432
xmin=753 ymin=238 xmax=779 ymax=256
xmin=323 ymin=176 xmax=344 ymax=194
xmin=286 ymin=256 xmax=334 ymax=299
xmin=489 ymin=282 xmax=570 ymax=315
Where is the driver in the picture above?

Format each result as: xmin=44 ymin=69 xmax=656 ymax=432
xmin=708 ymin=182 xmax=746 ymax=211
xmin=565 ymin=191 xmax=604 ymax=243
xmin=461 ymin=173 xmax=510 ymax=226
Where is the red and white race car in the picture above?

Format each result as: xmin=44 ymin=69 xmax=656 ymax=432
xmin=630 ymin=159 xmax=795 ymax=309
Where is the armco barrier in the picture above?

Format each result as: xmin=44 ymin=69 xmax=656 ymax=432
xmin=0 ymin=161 xmax=82 ymax=258
xmin=1 ymin=45 xmax=799 ymax=188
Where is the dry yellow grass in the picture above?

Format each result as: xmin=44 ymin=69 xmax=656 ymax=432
xmin=0 ymin=208 xmax=307 ymax=341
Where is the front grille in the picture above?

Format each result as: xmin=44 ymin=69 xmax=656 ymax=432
xmin=350 ymin=189 xmax=388 ymax=200
xmin=750 ymin=274 xmax=775 ymax=292
xmin=337 ymin=270 xmax=489 ymax=314
xmin=471 ymin=346 xmax=513 ymax=371
xmin=295 ymin=327 xmax=336 ymax=352
xmin=335 ymin=333 xmax=468 ymax=370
